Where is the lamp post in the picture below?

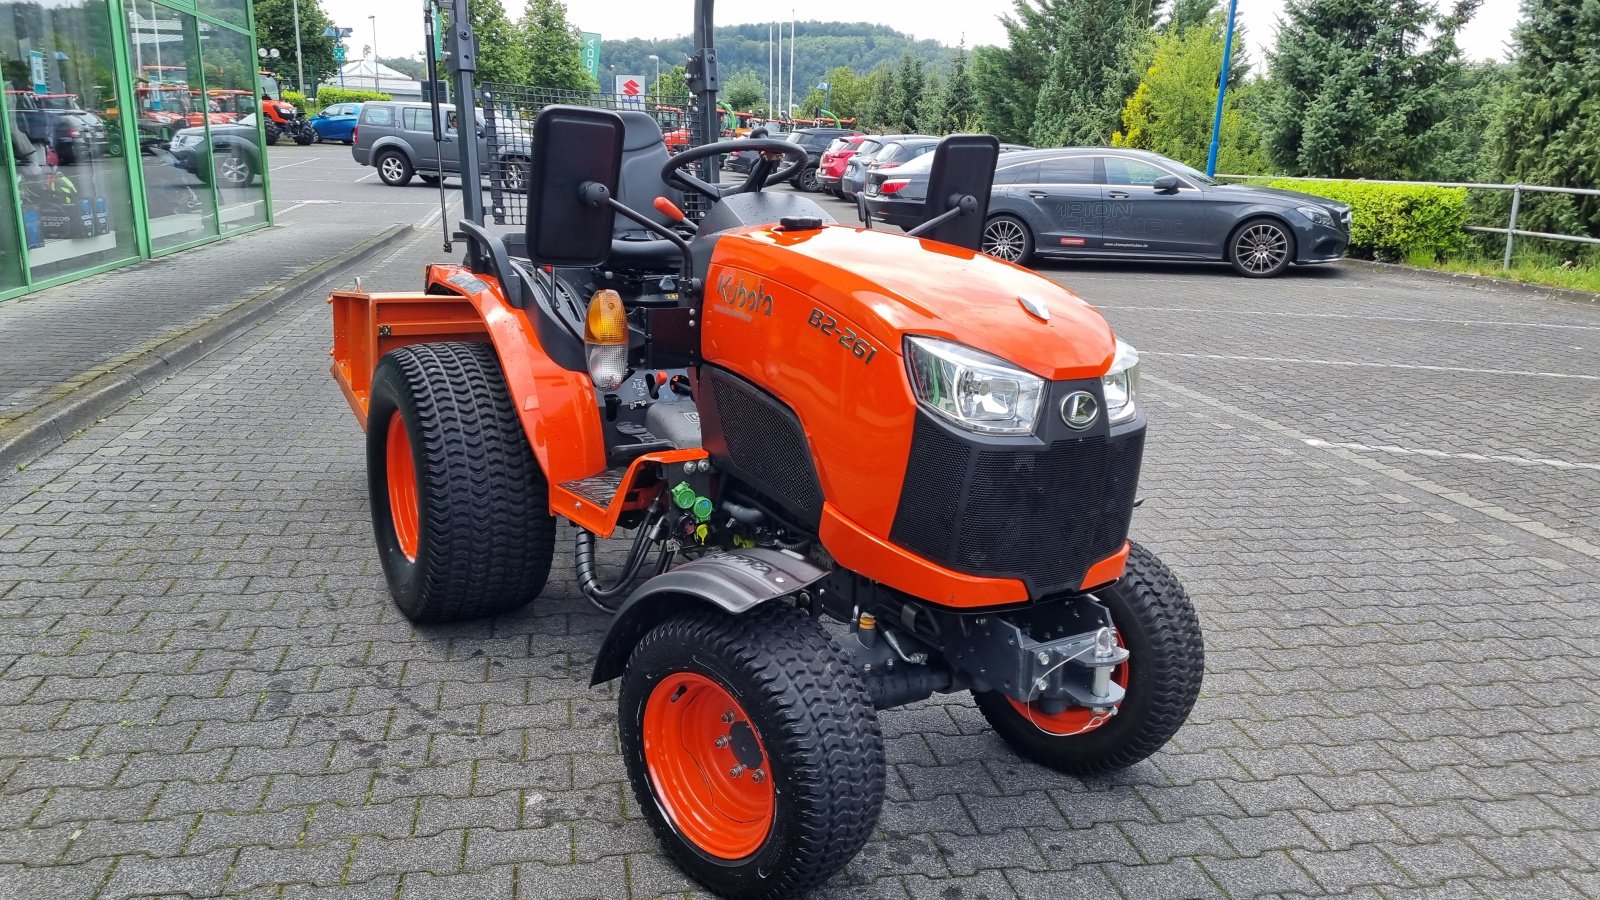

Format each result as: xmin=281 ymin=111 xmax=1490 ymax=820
xmin=648 ymin=54 xmax=659 ymax=103
xmin=292 ymin=0 xmax=305 ymax=94
xmin=368 ymin=15 xmax=378 ymax=93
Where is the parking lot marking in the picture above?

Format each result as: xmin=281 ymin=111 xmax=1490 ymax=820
xmin=1145 ymin=373 xmax=1600 ymax=561
xmin=270 ymin=158 xmax=318 ymax=171
xmin=1094 ymin=305 xmax=1600 ymax=332
xmin=1303 ymin=439 xmax=1600 ymax=472
xmin=1144 ymin=351 xmax=1600 ymax=381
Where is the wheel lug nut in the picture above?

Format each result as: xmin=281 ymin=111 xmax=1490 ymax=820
xmin=715 ymin=736 xmax=729 ymax=748
xmin=751 ymin=769 xmax=765 ymax=783
xmin=721 ymin=711 xmax=734 ymax=724
xmin=728 ymin=765 xmax=744 ymax=778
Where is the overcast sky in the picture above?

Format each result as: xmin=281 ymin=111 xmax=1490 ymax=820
xmin=322 ymin=0 xmax=1521 ymax=69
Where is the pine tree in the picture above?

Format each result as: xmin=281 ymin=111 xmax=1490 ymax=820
xmin=916 ymin=71 xmax=945 ymax=133
xmin=520 ymin=0 xmax=598 ymax=92
xmin=1262 ymin=0 xmax=1479 ymax=179
xmin=887 ymin=53 xmax=925 ymax=133
xmin=937 ymin=46 xmax=979 ymax=133
xmin=860 ymin=63 xmax=895 ymax=129
xmin=1489 ymin=0 xmax=1599 ymax=236
xmin=1028 ymin=0 xmax=1146 ymax=147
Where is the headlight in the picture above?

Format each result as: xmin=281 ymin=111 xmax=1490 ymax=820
xmin=905 ymin=336 xmax=1043 ymax=435
xmin=1295 ymin=205 xmax=1334 ymax=228
xmin=1102 ymin=338 xmax=1140 ymax=424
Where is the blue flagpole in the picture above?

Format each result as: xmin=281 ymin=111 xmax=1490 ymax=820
xmin=1205 ymin=0 xmax=1239 ymax=177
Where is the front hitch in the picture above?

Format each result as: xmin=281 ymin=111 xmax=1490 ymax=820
xmin=941 ymin=598 xmax=1129 ymax=713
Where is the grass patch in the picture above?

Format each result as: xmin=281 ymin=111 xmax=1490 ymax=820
xmin=1403 ymin=250 xmax=1600 ymax=295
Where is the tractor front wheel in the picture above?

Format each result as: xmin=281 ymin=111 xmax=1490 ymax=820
xmin=619 ymin=603 xmax=885 ymax=899
xmin=975 ymin=542 xmax=1203 ymax=775
xmin=366 ymin=342 xmax=554 ymax=623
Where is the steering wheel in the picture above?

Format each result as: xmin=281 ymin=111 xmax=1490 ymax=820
xmin=662 ymin=138 xmax=809 ymax=201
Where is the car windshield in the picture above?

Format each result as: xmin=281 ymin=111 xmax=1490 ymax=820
xmin=238 ymin=114 xmax=256 ymax=127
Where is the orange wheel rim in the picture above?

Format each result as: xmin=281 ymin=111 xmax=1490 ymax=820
xmin=1009 ymin=632 xmax=1130 ymax=736
xmin=643 ymin=672 xmax=774 ymax=860
xmin=385 ymin=412 xmax=420 ymax=562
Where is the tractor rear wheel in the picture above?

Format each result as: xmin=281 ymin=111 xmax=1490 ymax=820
xmin=619 ymin=603 xmax=885 ymax=900
xmin=366 ymin=342 xmax=554 ymax=623
xmin=975 ymin=542 xmax=1203 ymax=775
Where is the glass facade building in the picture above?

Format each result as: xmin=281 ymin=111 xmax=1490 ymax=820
xmin=2 ymin=0 xmax=269 ymax=301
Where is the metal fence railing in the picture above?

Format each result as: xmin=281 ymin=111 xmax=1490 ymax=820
xmin=479 ymin=84 xmax=711 ymax=226
xmin=1219 ymin=174 xmax=1600 ymax=268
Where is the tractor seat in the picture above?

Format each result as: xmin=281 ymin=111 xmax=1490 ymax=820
xmin=645 ymin=397 xmax=702 ymax=450
xmin=608 ymin=111 xmax=687 ymax=270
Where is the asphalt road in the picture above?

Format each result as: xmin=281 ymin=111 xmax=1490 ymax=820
xmin=2 ymin=150 xmax=1597 ymax=900
xmin=265 ymin=142 xmax=460 ymax=233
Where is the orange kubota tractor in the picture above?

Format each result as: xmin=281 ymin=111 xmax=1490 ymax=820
xmin=330 ymin=1 xmax=1203 ymax=896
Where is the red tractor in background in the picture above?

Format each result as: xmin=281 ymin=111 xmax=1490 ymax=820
xmin=256 ymin=71 xmax=314 ymax=145
xmin=328 ymin=1 xmax=1205 ymax=896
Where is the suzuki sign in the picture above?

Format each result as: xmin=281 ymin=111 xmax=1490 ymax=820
xmin=616 ymin=74 xmax=645 ymax=109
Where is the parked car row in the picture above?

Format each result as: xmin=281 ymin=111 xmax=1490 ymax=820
xmin=862 ymin=146 xmax=1352 ymax=277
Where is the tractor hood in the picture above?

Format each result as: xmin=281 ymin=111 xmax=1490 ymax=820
xmin=714 ymin=224 xmax=1116 ymax=381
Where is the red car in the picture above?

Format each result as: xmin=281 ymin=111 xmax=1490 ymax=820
xmin=817 ymin=134 xmax=867 ymax=196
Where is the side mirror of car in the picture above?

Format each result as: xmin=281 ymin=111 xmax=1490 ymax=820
xmin=525 ymin=105 xmax=624 ymax=267
xmin=1152 ymin=174 xmax=1181 ymax=194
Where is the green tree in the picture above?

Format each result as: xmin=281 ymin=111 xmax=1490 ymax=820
xmin=1163 ymin=0 xmax=1219 ymax=34
xmin=859 ymin=63 xmax=895 ymax=128
xmin=1489 ymin=0 xmax=1599 ymax=236
xmin=1261 ymin=0 xmax=1480 ymax=179
xmin=520 ymin=0 xmax=597 ymax=91
xmin=1028 ymin=0 xmax=1146 ymax=147
xmin=936 ymin=46 xmax=979 ymax=133
xmin=454 ymin=0 xmax=523 ymax=86
xmin=724 ymin=71 xmax=764 ymax=111
xmin=252 ymin=0 xmax=335 ymax=92
xmin=1110 ymin=13 xmax=1268 ymax=172
xmin=653 ymin=64 xmax=688 ymax=100
xmin=916 ymin=70 xmax=945 ymax=132
xmin=887 ymin=52 xmax=925 ymax=132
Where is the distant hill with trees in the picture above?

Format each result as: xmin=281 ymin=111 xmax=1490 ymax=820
xmin=601 ymin=22 xmax=952 ymax=103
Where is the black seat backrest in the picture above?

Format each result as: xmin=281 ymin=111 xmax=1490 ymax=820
xmin=615 ymin=111 xmax=684 ymax=231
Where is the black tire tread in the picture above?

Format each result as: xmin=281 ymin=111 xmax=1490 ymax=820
xmin=369 ymin=342 xmax=553 ymax=622
xmin=621 ymin=603 xmax=885 ymax=899
xmin=976 ymin=541 xmax=1203 ymax=775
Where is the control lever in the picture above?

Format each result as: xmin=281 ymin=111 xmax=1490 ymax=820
xmin=654 ymin=196 xmax=698 ymax=234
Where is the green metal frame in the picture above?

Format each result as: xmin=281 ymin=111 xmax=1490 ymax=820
xmin=2 ymin=0 xmax=270 ymax=300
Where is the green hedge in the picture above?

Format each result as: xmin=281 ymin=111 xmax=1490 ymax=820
xmin=312 ymin=87 xmax=392 ymax=107
xmin=1263 ymin=179 xmax=1468 ymax=262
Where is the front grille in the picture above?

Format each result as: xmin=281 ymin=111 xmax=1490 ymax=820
xmin=891 ymin=413 xmax=1145 ymax=597
xmin=703 ymin=370 xmax=825 ymax=526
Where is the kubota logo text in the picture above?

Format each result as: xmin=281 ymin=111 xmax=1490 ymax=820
xmin=716 ymin=275 xmax=774 ymax=317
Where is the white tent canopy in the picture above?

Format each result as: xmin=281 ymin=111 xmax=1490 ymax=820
xmin=327 ymin=59 xmax=420 ymax=98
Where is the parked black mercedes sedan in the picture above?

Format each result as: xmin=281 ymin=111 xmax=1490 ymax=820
xmin=864 ymin=147 xmax=1351 ymax=277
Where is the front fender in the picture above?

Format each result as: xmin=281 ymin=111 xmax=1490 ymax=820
xmin=590 ymin=548 xmax=827 ymax=685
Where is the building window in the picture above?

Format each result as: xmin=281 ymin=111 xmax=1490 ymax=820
xmin=196 ymin=22 xmax=265 ymax=230
xmin=2 ymin=0 xmax=140 ymax=281
xmin=126 ymin=1 xmax=219 ymax=251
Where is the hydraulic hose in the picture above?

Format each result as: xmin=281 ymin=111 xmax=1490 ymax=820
xmin=575 ymin=510 xmax=662 ymax=612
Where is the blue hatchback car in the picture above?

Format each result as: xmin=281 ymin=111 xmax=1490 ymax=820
xmin=310 ymin=102 xmax=362 ymax=144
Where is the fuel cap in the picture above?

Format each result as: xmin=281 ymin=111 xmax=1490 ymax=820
xmin=777 ymin=216 xmax=824 ymax=231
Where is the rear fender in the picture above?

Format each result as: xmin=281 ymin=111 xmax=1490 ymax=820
xmin=590 ymin=548 xmax=827 ymax=684
xmin=422 ymin=265 xmax=608 ymax=484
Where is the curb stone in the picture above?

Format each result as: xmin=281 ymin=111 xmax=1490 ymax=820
xmin=1341 ymin=257 xmax=1599 ymax=306
xmin=0 ymin=224 xmax=413 ymax=474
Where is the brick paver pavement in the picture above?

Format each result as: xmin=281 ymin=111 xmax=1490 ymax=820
xmin=2 ymin=231 xmax=1596 ymax=899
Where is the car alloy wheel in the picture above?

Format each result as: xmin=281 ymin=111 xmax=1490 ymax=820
xmin=219 ymin=151 xmax=251 ymax=187
xmin=983 ymin=218 xmax=1029 ymax=263
xmin=1234 ymin=222 xmax=1289 ymax=275
xmin=504 ymin=160 xmax=527 ymax=192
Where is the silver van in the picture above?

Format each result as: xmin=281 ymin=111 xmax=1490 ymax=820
xmin=353 ymin=102 xmax=529 ymax=189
